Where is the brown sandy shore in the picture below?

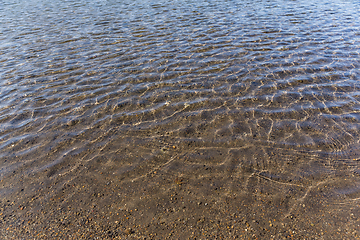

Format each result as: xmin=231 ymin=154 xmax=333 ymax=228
xmin=1 ymin=143 xmax=360 ymax=239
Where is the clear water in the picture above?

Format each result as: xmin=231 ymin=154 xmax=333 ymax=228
xmin=1 ymin=0 xmax=360 ymax=238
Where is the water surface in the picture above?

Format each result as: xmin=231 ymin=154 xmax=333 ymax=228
xmin=1 ymin=0 xmax=360 ymax=238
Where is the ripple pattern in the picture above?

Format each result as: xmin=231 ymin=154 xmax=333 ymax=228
xmin=1 ymin=0 xmax=360 ymax=238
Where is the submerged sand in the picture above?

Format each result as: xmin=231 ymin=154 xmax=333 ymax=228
xmin=1 ymin=141 xmax=359 ymax=239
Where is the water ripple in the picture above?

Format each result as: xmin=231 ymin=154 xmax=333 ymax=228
xmin=1 ymin=0 xmax=360 ymax=237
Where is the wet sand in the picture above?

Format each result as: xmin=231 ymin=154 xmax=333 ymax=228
xmin=1 ymin=141 xmax=359 ymax=239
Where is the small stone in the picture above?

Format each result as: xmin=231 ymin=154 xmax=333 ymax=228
xmin=124 ymin=228 xmax=134 ymax=235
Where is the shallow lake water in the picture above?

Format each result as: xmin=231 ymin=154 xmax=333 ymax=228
xmin=1 ymin=0 xmax=360 ymax=238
